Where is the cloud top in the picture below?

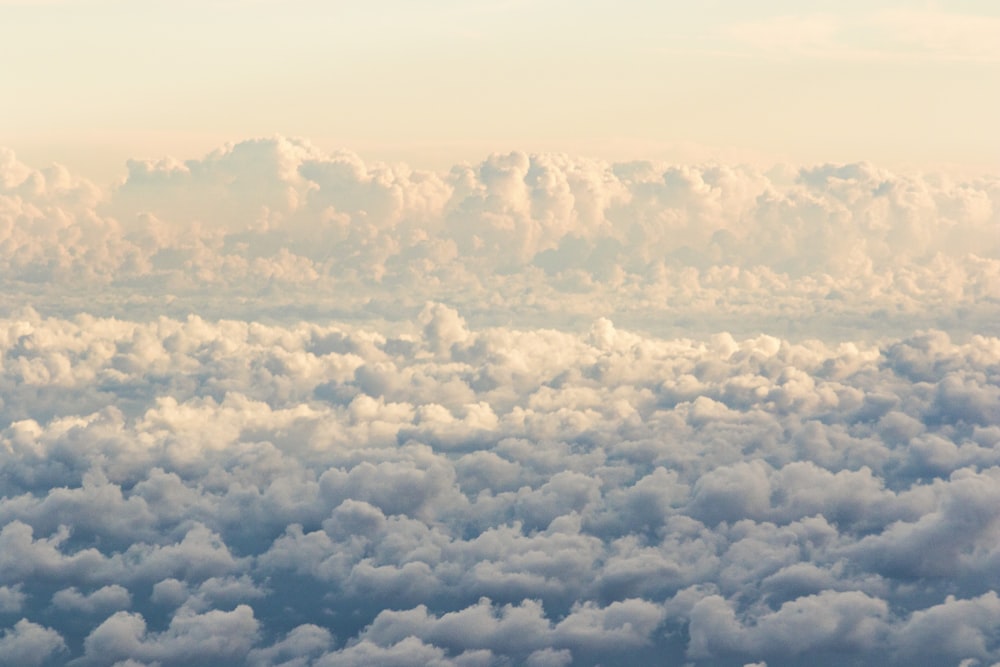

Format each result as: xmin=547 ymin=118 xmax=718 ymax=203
xmin=0 ymin=139 xmax=998 ymax=664
xmin=0 ymin=138 xmax=996 ymax=336
xmin=0 ymin=309 xmax=997 ymax=664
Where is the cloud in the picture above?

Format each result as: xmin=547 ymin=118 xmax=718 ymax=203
xmin=0 ymin=140 xmax=996 ymax=336
xmin=892 ymin=592 xmax=1000 ymax=661
xmin=689 ymin=590 xmax=889 ymax=659
xmin=0 ymin=309 xmax=994 ymax=663
xmin=80 ymin=605 xmax=259 ymax=666
xmin=0 ymin=620 xmax=65 ymax=667
xmin=0 ymin=140 xmax=999 ymax=664
xmin=0 ymin=586 xmax=26 ymax=614
xmin=51 ymin=584 xmax=131 ymax=615
xmin=724 ymin=10 xmax=1000 ymax=63
xmin=873 ymin=9 xmax=1000 ymax=63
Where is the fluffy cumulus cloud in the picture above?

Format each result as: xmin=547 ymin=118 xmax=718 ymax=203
xmin=0 ymin=138 xmax=996 ymax=335
xmin=0 ymin=139 xmax=998 ymax=665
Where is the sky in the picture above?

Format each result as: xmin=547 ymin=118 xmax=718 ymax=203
xmin=3 ymin=1 xmax=999 ymax=181
xmin=1 ymin=2 xmax=1000 ymax=666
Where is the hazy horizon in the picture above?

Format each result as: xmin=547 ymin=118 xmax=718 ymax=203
xmin=5 ymin=1 xmax=1000 ymax=181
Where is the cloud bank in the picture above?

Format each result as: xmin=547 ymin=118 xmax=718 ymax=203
xmin=0 ymin=138 xmax=998 ymax=665
xmin=0 ymin=308 xmax=998 ymax=665
xmin=0 ymin=138 xmax=996 ymax=336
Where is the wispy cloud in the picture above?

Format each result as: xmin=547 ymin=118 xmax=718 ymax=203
xmin=724 ymin=9 xmax=1000 ymax=63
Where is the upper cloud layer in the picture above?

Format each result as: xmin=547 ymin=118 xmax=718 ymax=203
xmin=0 ymin=138 xmax=996 ymax=336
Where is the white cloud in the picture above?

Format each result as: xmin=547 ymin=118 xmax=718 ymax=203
xmin=724 ymin=10 xmax=1000 ymax=63
xmin=80 ymin=606 xmax=259 ymax=666
xmin=0 ymin=620 xmax=66 ymax=667
xmin=52 ymin=584 xmax=131 ymax=614
xmin=0 ymin=140 xmax=998 ymax=664
xmin=0 ymin=312 xmax=992 ymax=663
xmin=0 ymin=586 xmax=26 ymax=614
xmin=0 ymin=140 xmax=996 ymax=336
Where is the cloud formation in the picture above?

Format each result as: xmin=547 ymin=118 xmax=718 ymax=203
xmin=1 ymin=140 xmax=998 ymax=663
xmin=0 ymin=139 xmax=996 ymax=336
xmin=725 ymin=9 xmax=1000 ymax=63
xmin=0 ymin=303 xmax=997 ymax=665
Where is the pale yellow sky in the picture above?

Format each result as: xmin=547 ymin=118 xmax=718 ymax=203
xmin=2 ymin=0 xmax=998 ymax=182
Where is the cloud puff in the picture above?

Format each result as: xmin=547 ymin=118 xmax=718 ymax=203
xmin=0 ymin=619 xmax=65 ymax=667
xmin=80 ymin=605 xmax=258 ymax=666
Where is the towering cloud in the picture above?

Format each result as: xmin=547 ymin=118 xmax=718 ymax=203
xmin=0 ymin=138 xmax=995 ymax=334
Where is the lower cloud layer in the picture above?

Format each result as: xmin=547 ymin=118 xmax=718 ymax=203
xmin=0 ymin=308 xmax=998 ymax=665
